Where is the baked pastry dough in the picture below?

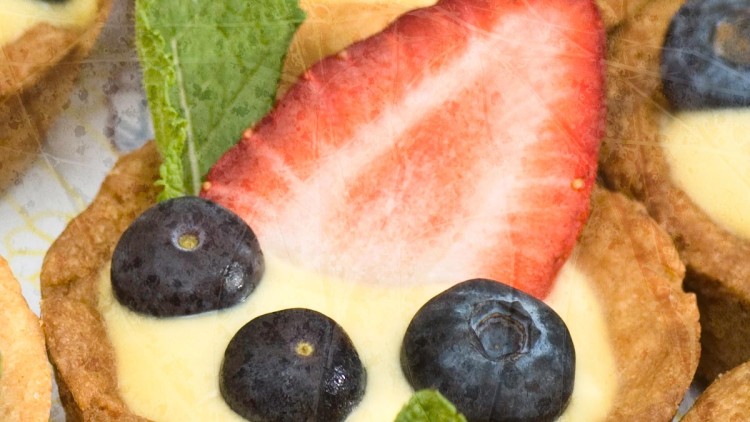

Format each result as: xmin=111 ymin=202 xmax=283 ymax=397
xmin=601 ymin=0 xmax=750 ymax=381
xmin=596 ymin=0 xmax=655 ymax=28
xmin=40 ymin=142 xmax=699 ymax=420
xmin=0 ymin=0 xmax=112 ymax=191
xmin=0 ymin=256 xmax=51 ymax=421
xmin=280 ymin=0 xmax=432 ymax=93
xmin=682 ymin=360 xmax=750 ymax=421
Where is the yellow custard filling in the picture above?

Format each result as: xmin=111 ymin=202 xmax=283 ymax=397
xmin=661 ymin=109 xmax=750 ymax=239
xmin=0 ymin=0 xmax=98 ymax=46
xmin=98 ymin=254 xmax=616 ymax=421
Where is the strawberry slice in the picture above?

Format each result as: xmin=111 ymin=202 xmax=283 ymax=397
xmin=202 ymin=0 xmax=605 ymax=299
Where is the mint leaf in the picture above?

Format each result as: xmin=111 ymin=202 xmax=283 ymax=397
xmin=135 ymin=0 xmax=305 ymax=199
xmin=395 ymin=390 xmax=468 ymax=422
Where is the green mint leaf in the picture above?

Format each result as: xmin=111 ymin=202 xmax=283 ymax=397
xmin=395 ymin=390 xmax=468 ymax=422
xmin=135 ymin=0 xmax=305 ymax=200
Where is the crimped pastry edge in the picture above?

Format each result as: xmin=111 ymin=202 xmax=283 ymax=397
xmin=682 ymin=360 xmax=750 ymax=421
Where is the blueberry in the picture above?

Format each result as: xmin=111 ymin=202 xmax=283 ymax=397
xmin=661 ymin=0 xmax=750 ymax=109
xmin=111 ymin=196 xmax=263 ymax=317
xmin=220 ymin=309 xmax=366 ymax=422
xmin=401 ymin=279 xmax=575 ymax=422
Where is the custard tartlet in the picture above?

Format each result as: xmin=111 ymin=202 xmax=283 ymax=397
xmin=0 ymin=0 xmax=112 ymax=190
xmin=41 ymin=0 xmax=699 ymax=419
xmin=602 ymin=0 xmax=750 ymax=381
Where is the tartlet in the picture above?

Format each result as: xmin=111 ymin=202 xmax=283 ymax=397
xmin=0 ymin=256 xmax=51 ymax=421
xmin=280 ymin=0 xmax=432 ymax=93
xmin=601 ymin=0 xmax=750 ymax=381
xmin=0 ymin=0 xmax=112 ymax=191
xmin=40 ymin=0 xmax=700 ymax=419
xmin=40 ymin=142 xmax=700 ymax=420
xmin=682 ymin=360 xmax=750 ymax=421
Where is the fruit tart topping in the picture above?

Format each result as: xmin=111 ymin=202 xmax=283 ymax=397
xmin=203 ymin=0 xmax=605 ymax=299
xmin=220 ymin=308 xmax=366 ymax=422
xmin=401 ymin=279 xmax=575 ymax=422
xmin=111 ymin=196 xmax=264 ymax=317
xmin=661 ymin=0 xmax=750 ymax=109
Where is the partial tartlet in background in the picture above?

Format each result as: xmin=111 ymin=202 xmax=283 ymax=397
xmin=602 ymin=0 xmax=750 ymax=382
xmin=0 ymin=0 xmax=112 ymax=191
xmin=0 ymin=256 xmax=51 ymax=421
xmin=682 ymin=360 xmax=750 ymax=421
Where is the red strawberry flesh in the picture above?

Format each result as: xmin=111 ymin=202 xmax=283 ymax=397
xmin=203 ymin=0 xmax=605 ymax=299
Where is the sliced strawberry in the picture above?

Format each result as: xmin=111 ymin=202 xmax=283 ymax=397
xmin=202 ymin=0 xmax=605 ymax=299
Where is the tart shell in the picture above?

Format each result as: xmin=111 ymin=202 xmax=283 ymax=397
xmin=0 ymin=0 xmax=112 ymax=192
xmin=682 ymin=360 xmax=750 ymax=421
xmin=601 ymin=0 xmax=750 ymax=381
xmin=0 ymin=257 xmax=52 ymax=421
xmin=40 ymin=142 xmax=699 ymax=420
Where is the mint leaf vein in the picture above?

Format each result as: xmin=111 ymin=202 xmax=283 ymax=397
xmin=135 ymin=0 xmax=305 ymax=199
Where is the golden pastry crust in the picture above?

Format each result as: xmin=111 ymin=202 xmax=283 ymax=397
xmin=576 ymin=187 xmax=699 ymax=420
xmin=280 ymin=0 xmax=432 ymax=94
xmin=0 ymin=0 xmax=112 ymax=192
xmin=40 ymin=143 xmax=699 ymax=420
xmin=682 ymin=360 xmax=750 ymax=421
xmin=41 ymin=142 xmax=159 ymax=422
xmin=600 ymin=0 xmax=750 ymax=381
xmin=0 ymin=257 xmax=52 ymax=421
xmin=596 ymin=0 xmax=656 ymax=29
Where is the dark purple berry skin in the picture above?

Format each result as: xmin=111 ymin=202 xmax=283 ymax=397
xmin=401 ymin=279 xmax=575 ymax=422
xmin=220 ymin=309 xmax=366 ymax=422
xmin=111 ymin=196 xmax=263 ymax=317
xmin=661 ymin=0 xmax=750 ymax=109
